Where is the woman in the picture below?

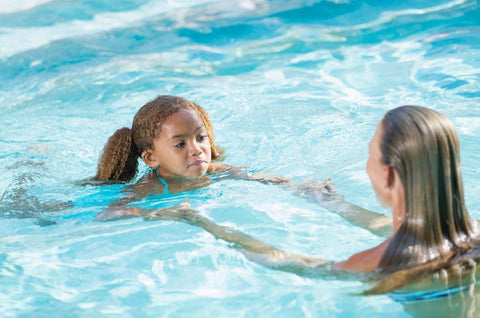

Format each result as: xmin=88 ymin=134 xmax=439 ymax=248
xmin=149 ymin=106 xmax=480 ymax=315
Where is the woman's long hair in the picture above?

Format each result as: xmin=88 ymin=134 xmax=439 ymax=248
xmin=378 ymin=106 xmax=476 ymax=270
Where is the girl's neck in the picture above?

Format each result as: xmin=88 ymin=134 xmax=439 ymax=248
xmin=155 ymin=170 xmax=211 ymax=193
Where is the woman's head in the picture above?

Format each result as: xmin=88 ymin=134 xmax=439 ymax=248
xmin=94 ymin=95 xmax=221 ymax=182
xmin=376 ymin=105 xmax=475 ymax=270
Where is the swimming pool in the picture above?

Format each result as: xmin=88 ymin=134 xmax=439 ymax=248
xmin=1 ymin=0 xmax=479 ymax=317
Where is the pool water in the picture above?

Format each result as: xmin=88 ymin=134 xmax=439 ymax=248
xmin=1 ymin=0 xmax=479 ymax=317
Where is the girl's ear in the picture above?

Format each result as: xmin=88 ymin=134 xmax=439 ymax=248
xmin=141 ymin=149 xmax=159 ymax=168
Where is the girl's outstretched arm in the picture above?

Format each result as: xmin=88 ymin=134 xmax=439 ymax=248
xmin=208 ymin=163 xmax=290 ymax=184
xmin=296 ymin=180 xmax=392 ymax=237
xmin=145 ymin=201 xmax=332 ymax=276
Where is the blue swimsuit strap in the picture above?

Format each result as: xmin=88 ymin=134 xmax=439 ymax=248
xmin=155 ymin=169 xmax=170 ymax=194
xmin=389 ymin=284 xmax=471 ymax=303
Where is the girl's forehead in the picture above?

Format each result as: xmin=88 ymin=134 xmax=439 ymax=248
xmin=165 ymin=108 xmax=202 ymax=125
xmin=159 ymin=108 xmax=205 ymax=135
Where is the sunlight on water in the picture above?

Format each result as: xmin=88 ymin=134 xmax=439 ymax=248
xmin=0 ymin=0 xmax=479 ymax=317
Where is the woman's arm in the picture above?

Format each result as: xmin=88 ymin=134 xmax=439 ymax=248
xmin=328 ymin=202 xmax=392 ymax=237
xmin=209 ymin=164 xmax=392 ymax=237
xmin=295 ymin=181 xmax=392 ymax=237
xmin=145 ymin=202 xmax=332 ymax=276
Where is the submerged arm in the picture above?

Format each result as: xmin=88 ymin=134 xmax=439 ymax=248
xmin=94 ymin=172 xmax=162 ymax=221
xmin=208 ymin=163 xmax=290 ymax=184
xmin=94 ymin=192 xmax=152 ymax=221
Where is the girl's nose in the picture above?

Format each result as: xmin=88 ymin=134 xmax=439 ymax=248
xmin=190 ymin=140 xmax=203 ymax=156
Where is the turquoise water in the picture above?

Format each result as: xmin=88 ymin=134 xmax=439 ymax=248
xmin=1 ymin=0 xmax=480 ymax=317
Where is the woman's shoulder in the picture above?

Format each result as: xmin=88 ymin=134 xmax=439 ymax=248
xmin=335 ymin=238 xmax=391 ymax=272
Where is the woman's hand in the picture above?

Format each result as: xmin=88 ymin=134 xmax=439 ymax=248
xmin=294 ymin=178 xmax=343 ymax=205
xmin=144 ymin=200 xmax=199 ymax=223
xmin=94 ymin=206 xmax=143 ymax=221
xmin=294 ymin=178 xmax=391 ymax=237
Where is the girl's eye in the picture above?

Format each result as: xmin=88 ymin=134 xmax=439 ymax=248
xmin=175 ymin=142 xmax=185 ymax=148
xmin=198 ymin=135 xmax=208 ymax=142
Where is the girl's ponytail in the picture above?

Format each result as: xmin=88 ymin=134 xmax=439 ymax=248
xmin=94 ymin=127 xmax=139 ymax=182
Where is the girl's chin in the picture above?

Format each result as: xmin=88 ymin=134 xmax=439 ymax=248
xmin=183 ymin=169 xmax=209 ymax=179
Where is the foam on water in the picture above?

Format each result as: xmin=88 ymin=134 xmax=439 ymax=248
xmin=1 ymin=0 xmax=479 ymax=317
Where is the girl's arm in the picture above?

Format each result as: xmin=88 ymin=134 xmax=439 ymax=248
xmin=208 ymin=163 xmax=290 ymax=184
xmin=296 ymin=181 xmax=392 ymax=237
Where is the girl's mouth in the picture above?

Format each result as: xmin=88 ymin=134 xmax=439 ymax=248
xmin=188 ymin=160 xmax=206 ymax=168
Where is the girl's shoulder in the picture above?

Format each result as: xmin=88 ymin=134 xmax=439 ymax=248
xmin=128 ymin=170 xmax=166 ymax=196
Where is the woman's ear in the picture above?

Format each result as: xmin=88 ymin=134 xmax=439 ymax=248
xmin=383 ymin=165 xmax=395 ymax=188
xmin=141 ymin=149 xmax=159 ymax=168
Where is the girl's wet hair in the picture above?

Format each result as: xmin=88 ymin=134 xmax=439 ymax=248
xmin=94 ymin=95 xmax=221 ymax=182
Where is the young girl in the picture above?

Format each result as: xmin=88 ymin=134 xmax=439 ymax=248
xmin=93 ymin=95 xmax=301 ymax=221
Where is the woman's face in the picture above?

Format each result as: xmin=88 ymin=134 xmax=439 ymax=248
xmin=144 ymin=108 xmax=212 ymax=179
xmin=366 ymin=122 xmax=392 ymax=209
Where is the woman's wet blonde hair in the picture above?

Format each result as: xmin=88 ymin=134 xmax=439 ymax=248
xmin=378 ymin=105 xmax=476 ymax=270
xmin=365 ymin=105 xmax=480 ymax=293
xmin=94 ymin=95 xmax=221 ymax=182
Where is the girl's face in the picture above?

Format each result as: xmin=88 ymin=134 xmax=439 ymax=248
xmin=143 ymin=108 xmax=212 ymax=179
